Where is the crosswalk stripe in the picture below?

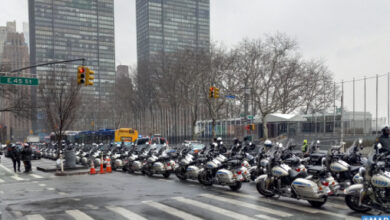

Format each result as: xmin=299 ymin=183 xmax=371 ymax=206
xmin=173 ymin=197 xmax=255 ymax=220
xmin=65 ymin=209 xmax=94 ymax=220
xmin=143 ymin=200 xmax=204 ymax=220
xmin=255 ymin=214 xmax=280 ymax=220
xmin=200 ymin=194 xmax=292 ymax=218
xmin=327 ymin=202 xmax=349 ymax=210
xmin=25 ymin=214 xmax=46 ymax=220
xmin=47 ymin=187 xmax=55 ymax=191
xmin=222 ymin=192 xmax=360 ymax=220
xmin=39 ymin=183 xmax=46 ymax=187
xmin=0 ymin=178 xmax=4 ymax=183
xmin=11 ymin=175 xmax=24 ymax=181
xmin=30 ymin=174 xmax=43 ymax=179
xmin=106 ymin=206 xmax=147 ymax=220
xmin=0 ymin=163 xmax=13 ymax=174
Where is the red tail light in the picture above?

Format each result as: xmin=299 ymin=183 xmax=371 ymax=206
xmin=167 ymin=162 xmax=170 ymax=166
xmin=241 ymin=163 xmax=245 ymax=167
xmin=322 ymin=181 xmax=329 ymax=186
xmin=296 ymin=168 xmax=301 ymax=172
xmin=237 ymin=170 xmax=242 ymax=175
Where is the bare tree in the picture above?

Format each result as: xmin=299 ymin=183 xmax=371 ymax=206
xmin=38 ymin=66 xmax=82 ymax=171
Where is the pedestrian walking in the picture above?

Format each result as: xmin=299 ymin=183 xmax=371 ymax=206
xmin=21 ymin=143 xmax=32 ymax=173
xmin=10 ymin=144 xmax=21 ymax=173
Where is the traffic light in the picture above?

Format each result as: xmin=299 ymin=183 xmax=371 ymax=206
xmin=209 ymin=86 xmax=214 ymax=98
xmin=77 ymin=66 xmax=85 ymax=85
xmin=85 ymin=67 xmax=94 ymax=86
xmin=214 ymin=87 xmax=220 ymax=98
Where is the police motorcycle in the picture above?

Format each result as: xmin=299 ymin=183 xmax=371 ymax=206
xmin=127 ymin=144 xmax=152 ymax=174
xmin=307 ymin=140 xmax=328 ymax=166
xmin=326 ymin=140 xmax=367 ymax=190
xmin=175 ymin=147 xmax=206 ymax=181
xmin=143 ymin=144 xmax=176 ymax=178
xmin=80 ymin=144 xmax=92 ymax=165
xmin=74 ymin=144 xmax=82 ymax=164
xmin=111 ymin=144 xmax=130 ymax=171
xmin=256 ymin=143 xmax=337 ymax=207
xmin=249 ymin=140 xmax=278 ymax=181
xmin=198 ymin=140 xmax=248 ymax=191
xmin=344 ymin=143 xmax=390 ymax=213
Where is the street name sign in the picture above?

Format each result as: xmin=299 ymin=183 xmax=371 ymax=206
xmin=0 ymin=76 xmax=39 ymax=86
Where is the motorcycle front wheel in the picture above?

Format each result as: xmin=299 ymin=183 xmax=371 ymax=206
xmin=163 ymin=172 xmax=170 ymax=178
xmin=256 ymin=179 xmax=275 ymax=197
xmin=175 ymin=168 xmax=187 ymax=180
xmin=198 ymin=170 xmax=213 ymax=186
xmin=345 ymin=195 xmax=371 ymax=212
xmin=229 ymin=181 xmax=242 ymax=191
xmin=308 ymin=198 xmax=327 ymax=208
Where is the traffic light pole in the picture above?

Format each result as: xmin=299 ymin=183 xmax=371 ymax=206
xmin=9 ymin=58 xmax=86 ymax=73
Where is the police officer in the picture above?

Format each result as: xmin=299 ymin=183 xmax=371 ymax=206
xmin=216 ymin=137 xmax=227 ymax=154
xmin=377 ymin=125 xmax=390 ymax=154
xmin=302 ymin=139 xmax=309 ymax=155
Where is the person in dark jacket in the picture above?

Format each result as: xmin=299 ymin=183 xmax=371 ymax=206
xmin=377 ymin=125 xmax=390 ymax=154
xmin=21 ymin=143 xmax=33 ymax=173
xmin=10 ymin=144 xmax=21 ymax=173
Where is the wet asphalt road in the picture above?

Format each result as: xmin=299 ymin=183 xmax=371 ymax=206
xmin=0 ymin=157 xmax=373 ymax=220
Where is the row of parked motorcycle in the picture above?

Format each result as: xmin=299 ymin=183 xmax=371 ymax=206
xmin=39 ymin=137 xmax=390 ymax=213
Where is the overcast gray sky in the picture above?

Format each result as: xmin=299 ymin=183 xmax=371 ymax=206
xmin=1 ymin=0 xmax=389 ymax=81
xmin=2 ymin=0 xmax=390 ymax=118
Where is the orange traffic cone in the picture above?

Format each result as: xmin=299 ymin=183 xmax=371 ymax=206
xmin=89 ymin=160 xmax=96 ymax=175
xmin=99 ymin=155 xmax=105 ymax=174
xmin=106 ymin=158 xmax=112 ymax=173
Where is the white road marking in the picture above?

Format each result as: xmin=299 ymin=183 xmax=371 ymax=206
xmin=173 ymin=197 xmax=255 ymax=220
xmin=200 ymin=193 xmax=292 ymax=218
xmin=65 ymin=209 xmax=94 ymax=220
xmin=11 ymin=175 xmax=24 ymax=181
xmin=58 ymin=192 xmax=68 ymax=195
xmin=327 ymin=202 xmax=349 ymax=210
xmin=25 ymin=214 xmax=46 ymax=220
xmin=0 ymin=178 xmax=4 ymax=183
xmin=30 ymin=174 xmax=43 ymax=179
xmin=72 ymin=198 xmax=81 ymax=201
xmin=223 ymin=191 xmax=360 ymax=220
xmin=46 ymin=187 xmax=55 ymax=191
xmin=106 ymin=206 xmax=147 ymax=220
xmin=0 ymin=163 xmax=13 ymax=173
xmin=12 ymin=211 xmax=23 ymax=218
xmin=255 ymin=214 xmax=280 ymax=220
xmin=39 ymin=183 xmax=46 ymax=187
xmin=85 ymin=204 xmax=98 ymax=210
xmin=0 ymin=191 xmax=4 ymax=194
xmin=143 ymin=200 xmax=204 ymax=220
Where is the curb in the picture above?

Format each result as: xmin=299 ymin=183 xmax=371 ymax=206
xmin=38 ymin=166 xmax=89 ymax=173
xmin=55 ymin=171 xmax=90 ymax=176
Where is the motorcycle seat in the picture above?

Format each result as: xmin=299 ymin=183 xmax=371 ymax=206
xmin=307 ymin=166 xmax=327 ymax=175
xmin=196 ymin=157 xmax=208 ymax=163
xmin=227 ymin=159 xmax=241 ymax=166
xmin=350 ymin=166 xmax=361 ymax=172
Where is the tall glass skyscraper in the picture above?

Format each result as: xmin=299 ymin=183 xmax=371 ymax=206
xmin=136 ymin=0 xmax=210 ymax=66
xmin=29 ymin=0 xmax=116 ymax=133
